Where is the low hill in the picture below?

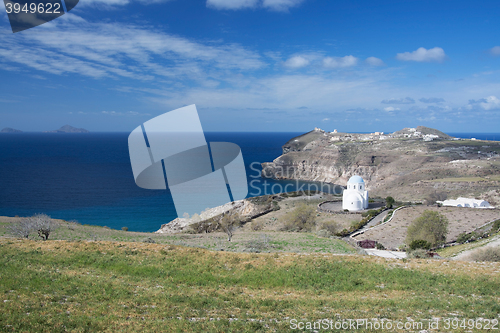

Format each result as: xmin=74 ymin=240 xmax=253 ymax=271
xmin=45 ymin=125 xmax=89 ymax=133
xmin=1 ymin=127 xmax=22 ymax=133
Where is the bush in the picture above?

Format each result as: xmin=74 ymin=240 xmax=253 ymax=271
xmin=457 ymin=232 xmax=474 ymax=244
xmin=9 ymin=217 xmax=35 ymax=239
xmin=469 ymin=247 xmax=500 ymax=262
xmin=407 ymin=249 xmax=432 ymax=259
xmin=376 ymin=242 xmax=385 ymax=250
xmin=143 ymin=237 xmax=155 ymax=243
xmin=409 ymin=239 xmax=432 ymax=250
xmin=317 ymin=221 xmax=339 ymax=236
xmin=385 ymin=196 xmax=395 ymax=208
xmin=219 ymin=213 xmax=241 ymax=241
xmin=283 ymin=204 xmax=316 ymax=232
xmin=406 ymin=210 xmax=448 ymax=248
xmin=251 ymin=220 xmax=264 ymax=231
xmin=491 ymin=219 xmax=500 ymax=234
xmin=121 ymin=227 xmax=128 ymax=231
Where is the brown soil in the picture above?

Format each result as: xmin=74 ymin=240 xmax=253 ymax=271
xmin=353 ymin=206 xmax=500 ymax=249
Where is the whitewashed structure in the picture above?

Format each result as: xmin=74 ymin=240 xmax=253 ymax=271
xmin=342 ymin=175 xmax=369 ymax=212
xmin=437 ymin=197 xmax=494 ymax=209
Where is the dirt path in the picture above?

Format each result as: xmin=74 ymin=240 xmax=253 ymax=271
xmin=452 ymin=235 xmax=500 ymax=260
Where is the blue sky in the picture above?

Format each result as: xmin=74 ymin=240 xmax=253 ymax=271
xmin=1 ymin=0 xmax=500 ymax=132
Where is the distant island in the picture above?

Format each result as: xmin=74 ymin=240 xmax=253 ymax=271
xmin=44 ymin=125 xmax=89 ymax=133
xmin=1 ymin=127 xmax=22 ymax=133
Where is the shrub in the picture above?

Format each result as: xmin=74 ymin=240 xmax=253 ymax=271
xmin=219 ymin=213 xmax=241 ymax=241
xmin=317 ymin=221 xmax=339 ymax=236
xmin=383 ymin=210 xmax=394 ymax=223
xmin=385 ymin=196 xmax=395 ymax=208
xmin=376 ymin=242 xmax=385 ymax=250
xmin=457 ymin=232 xmax=473 ymax=244
xmin=469 ymin=247 xmax=500 ymax=262
xmin=409 ymin=239 xmax=432 ymax=250
xmin=30 ymin=214 xmax=56 ymax=241
xmin=491 ymin=219 xmax=500 ymax=234
xmin=143 ymin=237 xmax=155 ymax=243
xmin=282 ymin=204 xmax=316 ymax=232
xmin=407 ymin=249 xmax=431 ymax=259
xmin=251 ymin=220 xmax=264 ymax=231
xmin=8 ymin=217 xmax=35 ymax=239
xmin=121 ymin=227 xmax=129 ymax=231
xmin=406 ymin=210 xmax=448 ymax=248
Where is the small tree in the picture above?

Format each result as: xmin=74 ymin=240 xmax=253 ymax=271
xmin=9 ymin=217 xmax=35 ymax=239
xmin=406 ymin=210 xmax=448 ymax=248
xmin=219 ymin=213 xmax=241 ymax=242
xmin=385 ymin=196 xmax=395 ymax=208
xmin=283 ymin=204 xmax=316 ymax=232
xmin=32 ymin=214 xmax=56 ymax=241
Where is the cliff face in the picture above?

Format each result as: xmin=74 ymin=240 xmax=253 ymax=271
xmin=262 ymin=127 xmax=500 ymax=203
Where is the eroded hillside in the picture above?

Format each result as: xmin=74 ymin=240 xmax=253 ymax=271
xmin=262 ymin=127 xmax=500 ymax=203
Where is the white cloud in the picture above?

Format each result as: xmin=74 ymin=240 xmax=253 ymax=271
xmin=396 ymin=47 xmax=446 ymax=63
xmin=490 ymin=46 xmax=500 ymax=56
xmin=0 ymin=15 xmax=264 ymax=80
xmin=322 ymin=55 xmax=358 ymax=69
xmin=262 ymin=0 xmax=305 ymax=11
xmin=466 ymin=96 xmax=500 ymax=111
xmin=383 ymin=107 xmax=400 ymax=112
xmin=365 ymin=57 xmax=384 ymax=66
xmin=321 ymin=118 xmax=330 ymax=122
xmin=381 ymin=97 xmax=415 ymax=104
xmin=284 ymin=55 xmax=310 ymax=69
xmin=206 ymin=0 xmax=259 ymax=10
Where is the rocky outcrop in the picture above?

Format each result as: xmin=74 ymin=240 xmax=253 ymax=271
xmin=156 ymin=197 xmax=276 ymax=234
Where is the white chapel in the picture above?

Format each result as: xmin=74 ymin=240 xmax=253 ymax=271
xmin=342 ymin=175 xmax=369 ymax=212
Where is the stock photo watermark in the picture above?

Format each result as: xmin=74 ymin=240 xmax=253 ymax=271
xmin=289 ymin=318 xmax=499 ymax=331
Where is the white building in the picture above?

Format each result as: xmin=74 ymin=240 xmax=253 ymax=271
xmin=342 ymin=175 xmax=369 ymax=212
xmin=437 ymin=197 xmax=494 ymax=209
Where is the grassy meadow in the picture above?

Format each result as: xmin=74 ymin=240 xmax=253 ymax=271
xmin=1 ymin=238 xmax=500 ymax=332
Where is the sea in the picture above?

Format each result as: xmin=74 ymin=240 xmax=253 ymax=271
xmin=0 ymin=132 xmax=498 ymax=232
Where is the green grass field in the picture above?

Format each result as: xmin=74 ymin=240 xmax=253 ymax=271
xmin=1 ymin=239 xmax=499 ymax=332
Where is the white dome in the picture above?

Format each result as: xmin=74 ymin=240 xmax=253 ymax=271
xmin=347 ymin=175 xmax=364 ymax=184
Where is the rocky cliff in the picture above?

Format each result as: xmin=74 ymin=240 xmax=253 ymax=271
xmin=262 ymin=127 xmax=500 ymax=203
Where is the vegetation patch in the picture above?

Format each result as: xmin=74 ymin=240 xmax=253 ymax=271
xmin=1 ymin=239 xmax=500 ymax=332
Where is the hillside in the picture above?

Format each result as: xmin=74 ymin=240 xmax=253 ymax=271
xmin=262 ymin=127 xmax=500 ymax=203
